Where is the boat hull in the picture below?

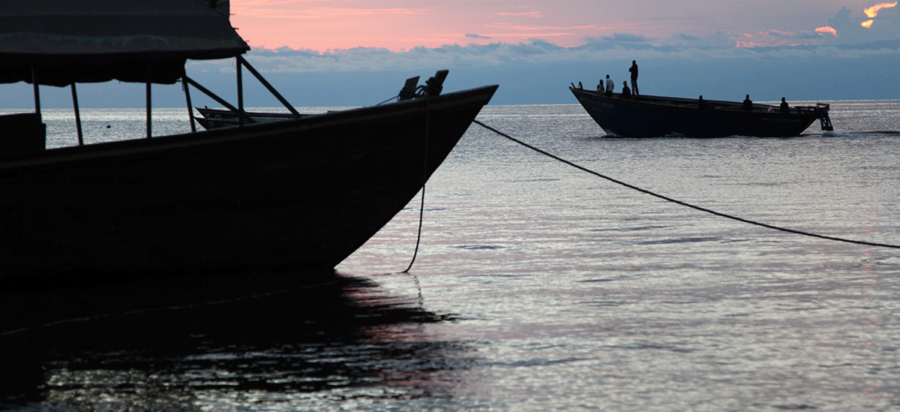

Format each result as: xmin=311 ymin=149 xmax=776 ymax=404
xmin=0 ymin=86 xmax=497 ymax=277
xmin=571 ymin=88 xmax=821 ymax=138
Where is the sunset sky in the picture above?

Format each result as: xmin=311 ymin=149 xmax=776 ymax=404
xmin=201 ymin=0 xmax=900 ymax=105
xmin=4 ymin=0 xmax=899 ymax=108
xmin=230 ymin=0 xmax=899 ymax=51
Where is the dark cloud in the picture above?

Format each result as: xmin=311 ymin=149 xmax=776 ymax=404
xmin=578 ymin=33 xmax=657 ymax=51
xmin=465 ymin=33 xmax=490 ymax=39
xmin=764 ymin=30 xmax=816 ymax=40
xmin=8 ymin=37 xmax=900 ymax=109
xmin=821 ymin=6 xmax=900 ymax=43
xmin=674 ymin=33 xmax=700 ymax=42
xmin=231 ymin=36 xmax=900 ymax=77
xmin=592 ymin=33 xmax=656 ymax=43
xmin=827 ymin=7 xmax=867 ymax=39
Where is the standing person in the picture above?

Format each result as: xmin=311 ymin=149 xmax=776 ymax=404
xmin=597 ymin=79 xmax=604 ymax=92
xmin=742 ymin=94 xmax=753 ymax=111
xmin=605 ymin=74 xmax=614 ymax=96
xmin=629 ymin=60 xmax=639 ymax=96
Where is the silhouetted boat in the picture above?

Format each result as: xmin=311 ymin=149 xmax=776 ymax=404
xmin=0 ymin=1 xmax=497 ymax=277
xmin=193 ymin=75 xmax=431 ymax=130
xmin=194 ymin=107 xmax=305 ymax=130
xmin=570 ymin=87 xmax=833 ymax=138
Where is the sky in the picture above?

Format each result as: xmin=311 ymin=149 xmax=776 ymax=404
xmin=229 ymin=0 xmax=899 ymax=51
xmin=3 ymin=0 xmax=899 ymax=108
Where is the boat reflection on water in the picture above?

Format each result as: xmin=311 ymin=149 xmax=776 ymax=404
xmin=0 ymin=271 xmax=474 ymax=410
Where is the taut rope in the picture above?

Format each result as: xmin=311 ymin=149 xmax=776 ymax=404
xmin=474 ymin=120 xmax=900 ymax=250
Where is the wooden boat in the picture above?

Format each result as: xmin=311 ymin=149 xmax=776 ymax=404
xmin=193 ymin=75 xmax=431 ymax=130
xmin=570 ymin=86 xmax=833 ymax=138
xmin=0 ymin=1 xmax=497 ymax=278
xmin=194 ymin=107 xmax=307 ymax=130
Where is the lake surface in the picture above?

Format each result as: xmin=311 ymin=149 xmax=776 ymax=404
xmin=2 ymin=101 xmax=900 ymax=411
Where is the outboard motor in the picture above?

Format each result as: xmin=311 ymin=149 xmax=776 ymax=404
xmin=816 ymin=103 xmax=834 ymax=131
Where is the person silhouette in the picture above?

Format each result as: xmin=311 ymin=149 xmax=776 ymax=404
xmin=742 ymin=94 xmax=753 ymax=111
xmin=629 ymin=60 xmax=639 ymax=96
xmin=620 ymin=81 xmax=631 ymax=98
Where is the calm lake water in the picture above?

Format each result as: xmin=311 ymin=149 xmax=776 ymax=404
xmin=2 ymin=101 xmax=900 ymax=411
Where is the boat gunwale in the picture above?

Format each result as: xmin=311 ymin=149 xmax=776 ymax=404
xmin=0 ymin=85 xmax=499 ymax=169
xmin=570 ymin=87 xmax=822 ymax=118
xmin=196 ymin=107 xmax=300 ymax=119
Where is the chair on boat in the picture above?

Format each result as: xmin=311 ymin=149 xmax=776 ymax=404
xmin=399 ymin=70 xmax=451 ymax=100
xmin=398 ymin=76 xmax=420 ymax=101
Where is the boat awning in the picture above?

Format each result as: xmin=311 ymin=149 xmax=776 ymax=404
xmin=0 ymin=0 xmax=250 ymax=86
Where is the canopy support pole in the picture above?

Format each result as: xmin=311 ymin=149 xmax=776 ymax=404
xmin=182 ymin=79 xmax=197 ymax=133
xmin=31 ymin=69 xmax=41 ymax=122
xmin=237 ymin=58 xmax=244 ymax=127
xmin=237 ymin=56 xmax=300 ymax=117
xmin=183 ymin=76 xmax=255 ymax=125
xmin=71 ymin=84 xmax=84 ymax=146
xmin=146 ymin=67 xmax=152 ymax=139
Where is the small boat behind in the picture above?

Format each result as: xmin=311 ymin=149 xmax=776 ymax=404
xmin=194 ymin=72 xmax=445 ymax=130
xmin=570 ymin=86 xmax=833 ymax=138
xmin=194 ymin=107 xmax=308 ymax=130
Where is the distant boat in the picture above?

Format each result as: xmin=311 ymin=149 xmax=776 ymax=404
xmin=570 ymin=86 xmax=833 ymax=138
xmin=0 ymin=0 xmax=497 ymax=277
xmin=194 ymin=107 xmax=306 ymax=130
xmin=194 ymin=75 xmax=430 ymax=130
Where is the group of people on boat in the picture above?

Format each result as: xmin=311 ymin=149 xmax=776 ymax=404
xmin=738 ymin=94 xmax=792 ymax=113
xmin=594 ymin=60 xmax=640 ymax=98
xmin=692 ymin=94 xmax=793 ymax=112
xmin=578 ymin=61 xmax=796 ymax=113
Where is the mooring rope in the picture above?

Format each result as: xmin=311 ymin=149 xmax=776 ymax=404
xmin=375 ymin=94 xmax=401 ymax=106
xmin=474 ymin=120 xmax=900 ymax=250
xmin=403 ymin=97 xmax=430 ymax=272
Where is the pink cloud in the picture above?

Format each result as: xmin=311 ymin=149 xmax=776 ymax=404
xmin=236 ymin=6 xmax=423 ymax=19
xmin=815 ymin=26 xmax=837 ymax=36
xmin=864 ymin=2 xmax=897 ymax=18
xmin=497 ymin=11 xmax=542 ymax=17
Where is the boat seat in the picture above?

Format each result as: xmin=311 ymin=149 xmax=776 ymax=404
xmin=398 ymin=76 xmax=420 ymax=101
